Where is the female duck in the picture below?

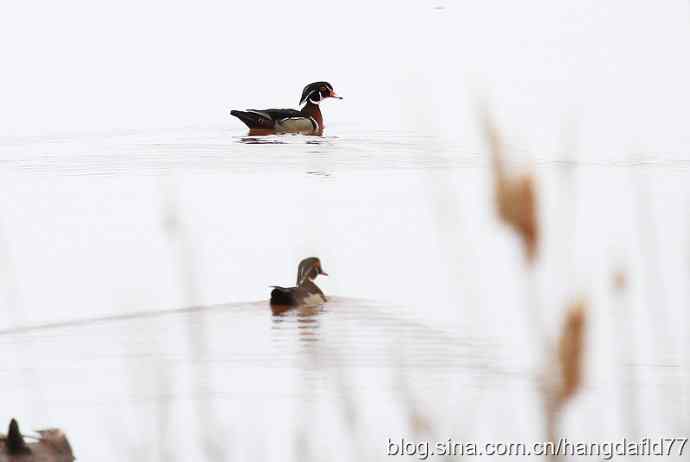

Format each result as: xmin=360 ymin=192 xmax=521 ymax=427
xmin=230 ymin=82 xmax=342 ymax=134
xmin=270 ymin=257 xmax=328 ymax=306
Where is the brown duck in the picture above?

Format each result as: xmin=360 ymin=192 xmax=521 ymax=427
xmin=0 ymin=418 xmax=74 ymax=462
xmin=270 ymin=257 xmax=328 ymax=307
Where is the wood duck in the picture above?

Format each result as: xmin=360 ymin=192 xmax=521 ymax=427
xmin=270 ymin=257 xmax=328 ymax=307
xmin=0 ymin=418 xmax=75 ymax=462
xmin=230 ymin=82 xmax=342 ymax=134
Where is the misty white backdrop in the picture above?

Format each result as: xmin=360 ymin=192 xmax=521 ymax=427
xmin=0 ymin=2 xmax=689 ymax=461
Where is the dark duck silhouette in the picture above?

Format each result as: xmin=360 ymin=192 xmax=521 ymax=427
xmin=230 ymin=82 xmax=342 ymax=134
xmin=270 ymin=257 xmax=328 ymax=307
xmin=0 ymin=418 xmax=75 ymax=462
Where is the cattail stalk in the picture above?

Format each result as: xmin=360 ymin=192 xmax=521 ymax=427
xmin=483 ymin=113 xmax=539 ymax=263
xmin=544 ymin=301 xmax=587 ymax=450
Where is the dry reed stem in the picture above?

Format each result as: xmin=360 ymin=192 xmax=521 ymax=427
xmin=613 ymin=269 xmax=627 ymax=292
xmin=558 ymin=300 xmax=586 ymax=404
xmin=544 ymin=299 xmax=587 ymax=448
xmin=483 ymin=113 xmax=539 ymax=262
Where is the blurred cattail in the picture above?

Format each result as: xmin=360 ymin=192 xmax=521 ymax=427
xmin=544 ymin=300 xmax=587 ymax=448
xmin=409 ymin=412 xmax=433 ymax=435
xmin=483 ymin=112 xmax=539 ymax=262
xmin=613 ymin=269 xmax=627 ymax=292
xmin=557 ymin=300 xmax=586 ymax=403
xmin=393 ymin=356 xmax=433 ymax=436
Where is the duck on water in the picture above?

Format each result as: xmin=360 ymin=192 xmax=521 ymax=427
xmin=270 ymin=257 xmax=328 ymax=308
xmin=230 ymin=82 xmax=342 ymax=135
xmin=0 ymin=418 xmax=74 ymax=462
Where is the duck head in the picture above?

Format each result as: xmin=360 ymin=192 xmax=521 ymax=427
xmin=297 ymin=257 xmax=328 ymax=285
xmin=299 ymin=82 xmax=342 ymax=106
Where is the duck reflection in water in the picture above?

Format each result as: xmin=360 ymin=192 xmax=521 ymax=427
xmin=236 ymin=133 xmax=333 ymax=145
xmin=271 ymin=303 xmax=323 ymax=345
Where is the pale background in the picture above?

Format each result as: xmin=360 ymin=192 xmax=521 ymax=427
xmin=0 ymin=1 xmax=689 ymax=461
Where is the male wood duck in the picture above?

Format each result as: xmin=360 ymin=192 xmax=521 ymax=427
xmin=230 ymin=82 xmax=342 ymax=134
xmin=0 ymin=418 xmax=75 ymax=462
xmin=270 ymin=257 xmax=328 ymax=306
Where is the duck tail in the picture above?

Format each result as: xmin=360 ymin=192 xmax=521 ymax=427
xmin=230 ymin=110 xmax=272 ymax=129
xmin=7 ymin=418 xmax=31 ymax=455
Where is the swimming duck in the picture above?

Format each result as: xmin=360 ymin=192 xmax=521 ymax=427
xmin=0 ymin=418 xmax=75 ymax=462
xmin=230 ymin=82 xmax=342 ymax=134
xmin=270 ymin=257 xmax=328 ymax=306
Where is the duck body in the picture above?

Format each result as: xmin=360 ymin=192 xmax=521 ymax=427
xmin=230 ymin=104 xmax=322 ymax=134
xmin=230 ymin=82 xmax=341 ymax=134
xmin=270 ymin=257 xmax=328 ymax=307
xmin=270 ymin=281 xmax=327 ymax=306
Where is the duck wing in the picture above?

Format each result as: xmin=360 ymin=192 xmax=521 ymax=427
xmin=270 ymin=286 xmax=298 ymax=306
xmin=247 ymin=108 xmax=303 ymax=121
xmin=230 ymin=108 xmax=308 ymax=129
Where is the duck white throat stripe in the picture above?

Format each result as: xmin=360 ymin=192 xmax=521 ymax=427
xmin=302 ymin=89 xmax=318 ymax=104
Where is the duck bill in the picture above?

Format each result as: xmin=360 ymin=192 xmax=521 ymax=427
xmin=320 ymin=270 xmax=329 ymax=276
xmin=328 ymin=90 xmax=343 ymax=100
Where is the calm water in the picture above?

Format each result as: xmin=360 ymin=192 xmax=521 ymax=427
xmin=0 ymin=127 xmax=688 ymax=460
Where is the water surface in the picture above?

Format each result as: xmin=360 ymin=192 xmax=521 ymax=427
xmin=0 ymin=127 xmax=688 ymax=460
